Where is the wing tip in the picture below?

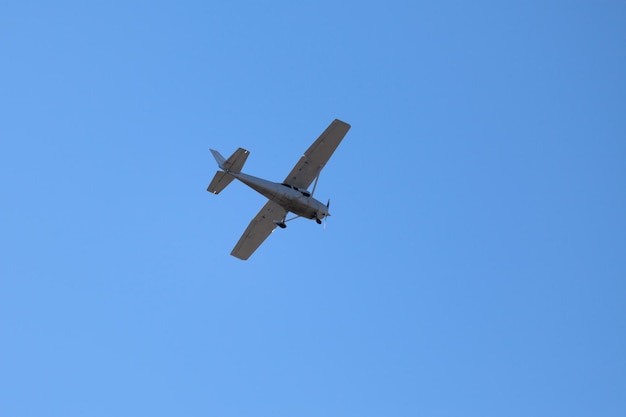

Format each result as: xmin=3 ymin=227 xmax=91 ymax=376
xmin=333 ymin=118 xmax=351 ymax=129
xmin=230 ymin=251 xmax=249 ymax=261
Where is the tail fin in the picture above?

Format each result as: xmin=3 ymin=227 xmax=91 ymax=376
xmin=207 ymin=148 xmax=249 ymax=194
xmin=210 ymin=149 xmax=227 ymax=170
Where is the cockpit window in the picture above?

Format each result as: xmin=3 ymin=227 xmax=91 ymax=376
xmin=281 ymin=183 xmax=311 ymax=197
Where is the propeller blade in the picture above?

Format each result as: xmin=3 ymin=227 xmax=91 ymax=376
xmin=324 ymin=198 xmax=331 ymax=230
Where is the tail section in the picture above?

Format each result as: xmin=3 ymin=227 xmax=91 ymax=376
xmin=207 ymin=147 xmax=249 ymax=194
xmin=210 ymin=147 xmax=249 ymax=174
xmin=207 ymin=171 xmax=235 ymax=194
xmin=210 ymin=149 xmax=227 ymax=170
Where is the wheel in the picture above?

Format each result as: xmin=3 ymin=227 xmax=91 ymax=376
xmin=278 ymin=222 xmax=287 ymax=229
xmin=316 ymin=218 xmax=322 ymax=225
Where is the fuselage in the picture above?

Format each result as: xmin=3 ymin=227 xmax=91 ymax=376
xmin=231 ymin=172 xmax=330 ymax=221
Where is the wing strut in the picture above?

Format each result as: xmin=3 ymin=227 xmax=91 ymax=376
xmin=311 ymin=173 xmax=320 ymax=197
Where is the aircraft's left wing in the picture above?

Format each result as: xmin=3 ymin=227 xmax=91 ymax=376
xmin=231 ymin=200 xmax=287 ymax=260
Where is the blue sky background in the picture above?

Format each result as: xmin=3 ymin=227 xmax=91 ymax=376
xmin=1 ymin=1 xmax=625 ymax=416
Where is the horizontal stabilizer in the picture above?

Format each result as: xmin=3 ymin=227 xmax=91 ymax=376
xmin=207 ymin=171 xmax=235 ymax=194
xmin=218 ymin=148 xmax=249 ymax=173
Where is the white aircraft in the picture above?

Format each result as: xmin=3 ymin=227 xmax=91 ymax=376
xmin=207 ymin=119 xmax=351 ymax=260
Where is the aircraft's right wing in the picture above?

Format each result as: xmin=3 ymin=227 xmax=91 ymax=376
xmin=231 ymin=200 xmax=288 ymax=260
xmin=283 ymin=119 xmax=351 ymax=190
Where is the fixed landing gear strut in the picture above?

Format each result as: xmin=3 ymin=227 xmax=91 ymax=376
xmin=275 ymin=214 xmax=300 ymax=229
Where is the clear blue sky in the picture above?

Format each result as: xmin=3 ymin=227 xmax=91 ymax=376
xmin=1 ymin=1 xmax=625 ymax=416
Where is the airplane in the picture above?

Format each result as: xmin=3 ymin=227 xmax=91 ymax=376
xmin=207 ymin=119 xmax=351 ymax=260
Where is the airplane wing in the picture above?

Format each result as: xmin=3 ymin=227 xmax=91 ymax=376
xmin=283 ymin=119 xmax=351 ymax=189
xmin=231 ymin=200 xmax=288 ymax=260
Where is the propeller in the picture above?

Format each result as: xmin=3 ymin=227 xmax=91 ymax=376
xmin=324 ymin=198 xmax=331 ymax=229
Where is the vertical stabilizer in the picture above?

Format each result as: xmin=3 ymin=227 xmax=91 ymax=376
xmin=209 ymin=149 xmax=227 ymax=170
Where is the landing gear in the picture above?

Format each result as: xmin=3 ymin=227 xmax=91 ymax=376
xmin=315 ymin=218 xmax=322 ymax=225
xmin=275 ymin=214 xmax=302 ymax=229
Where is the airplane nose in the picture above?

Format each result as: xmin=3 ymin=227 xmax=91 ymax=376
xmin=318 ymin=210 xmax=330 ymax=219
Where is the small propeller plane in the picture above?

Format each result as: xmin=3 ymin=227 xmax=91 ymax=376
xmin=207 ymin=119 xmax=351 ymax=260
